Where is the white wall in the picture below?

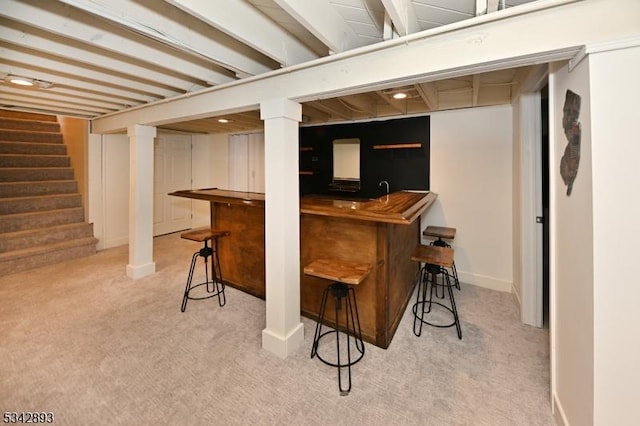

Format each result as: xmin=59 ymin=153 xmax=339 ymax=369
xmin=425 ymin=105 xmax=514 ymax=292
xmin=90 ymin=131 xmax=232 ymax=248
xmin=191 ymin=133 xmax=230 ymax=227
xmin=87 ymin=133 xmax=105 ymax=250
xmin=549 ymin=59 xmax=594 ymax=426
xmin=102 ymin=133 xmax=130 ymax=248
xmin=588 ymin=45 xmax=640 ymax=425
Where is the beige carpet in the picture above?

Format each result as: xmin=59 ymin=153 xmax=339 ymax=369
xmin=0 ymin=232 xmax=554 ymax=425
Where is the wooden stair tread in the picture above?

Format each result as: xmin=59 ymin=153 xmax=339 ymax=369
xmin=303 ymin=258 xmax=372 ymax=285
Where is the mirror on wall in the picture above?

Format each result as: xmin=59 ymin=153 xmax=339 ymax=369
xmin=331 ymin=138 xmax=360 ymax=192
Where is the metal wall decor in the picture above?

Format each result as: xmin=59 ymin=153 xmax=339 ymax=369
xmin=560 ymin=90 xmax=582 ymax=196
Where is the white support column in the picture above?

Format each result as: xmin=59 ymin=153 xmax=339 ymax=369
xmin=126 ymin=124 xmax=157 ymax=279
xmin=260 ymin=99 xmax=304 ymax=358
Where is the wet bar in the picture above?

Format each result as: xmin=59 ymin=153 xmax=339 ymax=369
xmin=169 ymin=188 xmax=436 ymax=348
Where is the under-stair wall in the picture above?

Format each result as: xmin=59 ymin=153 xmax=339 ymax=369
xmin=0 ymin=110 xmax=98 ymax=276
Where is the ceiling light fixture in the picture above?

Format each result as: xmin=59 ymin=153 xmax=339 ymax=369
xmin=4 ymin=75 xmax=54 ymax=89
xmin=393 ymin=92 xmax=407 ymax=100
xmin=218 ymin=118 xmax=232 ymax=123
xmin=8 ymin=76 xmax=34 ymax=86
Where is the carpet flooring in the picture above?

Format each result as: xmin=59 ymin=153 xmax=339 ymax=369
xmin=0 ymin=232 xmax=554 ymax=425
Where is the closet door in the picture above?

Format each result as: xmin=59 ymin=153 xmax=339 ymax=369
xmin=154 ymin=133 xmax=192 ymax=236
xmin=229 ymin=133 xmax=265 ymax=192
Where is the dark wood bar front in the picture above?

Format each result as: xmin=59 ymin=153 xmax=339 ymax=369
xmin=169 ymin=189 xmax=437 ymax=349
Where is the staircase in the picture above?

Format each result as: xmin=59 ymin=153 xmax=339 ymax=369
xmin=0 ymin=110 xmax=98 ymax=276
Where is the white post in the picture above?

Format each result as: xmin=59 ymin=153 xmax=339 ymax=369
xmin=126 ymin=124 xmax=157 ymax=279
xmin=260 ymin=99 xmax=304 ymax=358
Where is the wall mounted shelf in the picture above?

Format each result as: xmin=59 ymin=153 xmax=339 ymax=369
xmin=373 ymin=143 xmax=422 ymax=150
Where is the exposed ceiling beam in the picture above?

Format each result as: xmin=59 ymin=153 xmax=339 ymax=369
xmin=415 ymin=82 xmax=438 ymax=111
xmin=375 ymin=91 xmax=404 ymax=113
xmin=0 ymin=44 xmax=182 ymax=99
xmin=0 ymin=62 xmax=155 ymax=106
xmin=0 ymin=92 xmax=111 ymax=116
xmin=381 ymin=0 xmax=420 ymax=36
xmin=0 ymin=20 xmax=206 ymax=94
xmin=338 ymin=94 xmax=378 ymax=115
xmin=273 ymin=0 xmax=365 ymax=53
xmin=472 ymin=74 xmax=481 ymax=106
xmin=476 ymin=0 xmax=488 ymax=15
xmin=166 ymin=0 xmax=318 ymax=66
xmin=301 ymin=104 xmax=331 ymax=123
xmin=56 ymin=0 xmax=276 ymax=78
xmin=92 ymin=0 xmax=632 ymax=133
xmin=307 ymin=100 xmax=353 ymax=120
xmin=0 ymin=86 xmax=127 ymax=111
xmin=0 ymin=0 xmax=235 ymax=85
xmin=513 ymin=63 xmax=548 ymax=94
xmin=477 ymin=0 xmax=503 ymax=16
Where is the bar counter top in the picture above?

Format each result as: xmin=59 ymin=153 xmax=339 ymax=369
xmin=169 ymin=188 xmax=265 ymax=206
xmin=171 ymin=188 xmax=436 ymax=225
xmin=300 ymin=190 xmax=436 ymax=225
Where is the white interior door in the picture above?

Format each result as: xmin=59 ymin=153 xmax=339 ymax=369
xmin=154 ymin=133 xmax=192 ymax=236
xmin=229 ymin=133 xmax=265 ymax=192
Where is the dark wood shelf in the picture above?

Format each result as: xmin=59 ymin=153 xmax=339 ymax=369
xmin=373 ymin=143 xmax=422 ymax=150
xmin=299 ymin=171 xmax=314 ymax=175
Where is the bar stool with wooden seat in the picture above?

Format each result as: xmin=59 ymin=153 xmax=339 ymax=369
xmin=304 ymin=258 xmax=372 ymax=395
xmin=423 ymin=225 xmax=460 ymax=290
xmin=180 ymin=227 xmax=230 ymax=312
xmin=411 ymin=244 xmax=462 ymax=339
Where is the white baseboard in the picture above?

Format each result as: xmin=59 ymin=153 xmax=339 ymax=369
xmin=457 ymin=270 xmax=512 ymax=293
xmin=553 ymin=392 xmax=569 ymax=426
xmin=261 ymin=322 xmax=305 ymax=359
xmin=105 ymin=236 xmax=129 ymax=249
xmin=126 ymin=261 xmax=156 ymax=279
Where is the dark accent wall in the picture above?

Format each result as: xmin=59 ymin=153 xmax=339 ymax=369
xmin=299 ymin=115 xmax=430 ymax=198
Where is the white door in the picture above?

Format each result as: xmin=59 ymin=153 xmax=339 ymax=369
xmin=229 ymin=133 xmax=265 ymax=192
xmin=154 ymin=133 xmax=192 ymax=236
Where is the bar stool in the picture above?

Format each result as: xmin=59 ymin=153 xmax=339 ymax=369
xmin=423 ymin=225 xmax=460 ymax=290
xmin=180 ymin=227 xmax=230 ymax=312
xmin=304 ymin=258 xmax=372 ymax=395
xmin=411 ymin=244 xmax=462 ymax=339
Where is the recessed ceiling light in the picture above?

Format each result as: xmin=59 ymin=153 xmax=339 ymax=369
xmin=393 ymin=92 xmax=407 ymax=100
xmin=218 ymin=118 xmax=232 ymax=123
xmin=8 ymin=76 xmax=34 ymax=86
xmin=4 ymin=75 xmax=53 ymax=89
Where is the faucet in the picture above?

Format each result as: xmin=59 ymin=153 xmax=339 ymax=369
xmin=379 ymin=180 xmax=389 ymax=194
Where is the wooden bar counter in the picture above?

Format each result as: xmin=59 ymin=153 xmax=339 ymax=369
xmin=169 ymin=188 xmax=437 ymax=349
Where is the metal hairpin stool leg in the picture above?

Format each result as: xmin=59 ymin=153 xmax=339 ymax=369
xmin=411 ymin=244 xmax=462 ymax=339
xmin=304 ymin=259 xmax=372 ymax=395
xmin=180 ymin=228 xmax=230 ymax=312
xmin=423 ymin=226 xmax=460 ymax=291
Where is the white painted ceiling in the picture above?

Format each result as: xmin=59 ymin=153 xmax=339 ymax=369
xmin=0 ymin=0 xmax=539 ymax=133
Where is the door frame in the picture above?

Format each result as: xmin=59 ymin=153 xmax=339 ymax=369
xmin=518 ymin=65 xmax=548 ymax=328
